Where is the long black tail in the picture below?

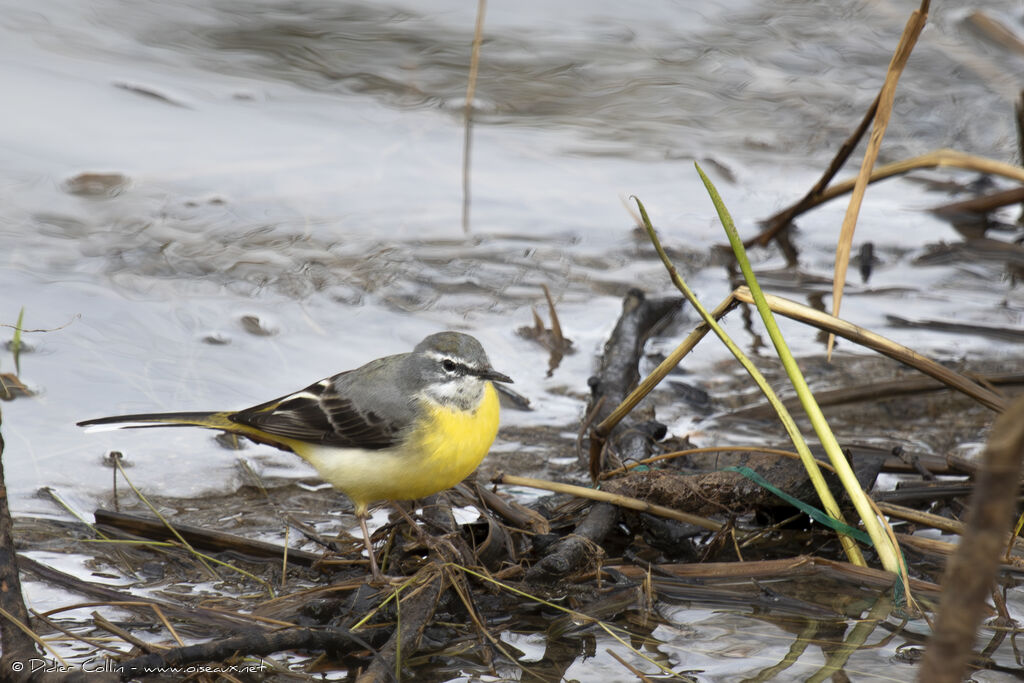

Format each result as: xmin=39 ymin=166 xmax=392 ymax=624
xmin=77 ymin=411 xmax=228 ymax=430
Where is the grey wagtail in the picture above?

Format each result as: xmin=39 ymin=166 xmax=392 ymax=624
xmin=78 ymin=331 xmax=512 ymax=582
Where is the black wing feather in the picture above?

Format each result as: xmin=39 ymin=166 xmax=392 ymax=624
xmin=228 ymin=372 xmax=404 ymax=450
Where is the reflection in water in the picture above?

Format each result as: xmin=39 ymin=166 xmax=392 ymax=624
xmin=520 ymin=633 xmax=595 ymax=683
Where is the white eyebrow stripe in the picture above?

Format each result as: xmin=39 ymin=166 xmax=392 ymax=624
xmin=425 ymin=351 xmax=462 ymax=363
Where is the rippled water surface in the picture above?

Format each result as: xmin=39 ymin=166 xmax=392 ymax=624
xmin=2 ymin=0 xmax=1024 ymax=679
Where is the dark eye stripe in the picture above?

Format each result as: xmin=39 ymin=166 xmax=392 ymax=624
xmin=441 ymin=359 xmax=471 ymax=375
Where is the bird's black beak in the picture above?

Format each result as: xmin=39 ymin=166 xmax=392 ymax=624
xmin=479 ymin=368 xmax=513 ymax=384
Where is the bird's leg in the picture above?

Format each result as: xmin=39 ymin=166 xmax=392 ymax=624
xmin=358 ymin=512 xmax=386 ymax=585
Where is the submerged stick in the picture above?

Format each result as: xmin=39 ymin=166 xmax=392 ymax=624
xmin=608 ymin=555 xmax=941 ymax=595
xmin=120 ymin=626 xmax=368 ymax=679
xmin=93 ymin=509 xmax=321 ymax=567
xmin=930 ymin=186 xmax=1024 ymax=218
xmin=586 ymin=289 xmax=681 ymax=477
xmin=534 ymin=290 xmax=683 ymax=582
xmin=753 ymin=90 xmax=880 ymax=247
xmin=20 ymin=554 xmax=257 ymax=631
xmin=594 ymin=295 xmax=737 ymax=439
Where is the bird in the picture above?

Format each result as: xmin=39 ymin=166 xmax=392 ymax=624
xmin=78 ymin=331 xmax=513 ymax=583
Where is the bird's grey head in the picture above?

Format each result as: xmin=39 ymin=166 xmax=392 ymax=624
xmin=407 ymin=332 xmax=512 ymax=410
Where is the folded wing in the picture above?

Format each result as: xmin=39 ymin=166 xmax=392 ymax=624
xmin=228 ymin=372 xmax=406 ymax=450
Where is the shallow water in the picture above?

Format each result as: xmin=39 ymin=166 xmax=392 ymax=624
xmin=2 ymin=0 xmax=1024 ymax=679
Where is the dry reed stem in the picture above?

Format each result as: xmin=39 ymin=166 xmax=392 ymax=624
xmin=461 ymin=0 xmax=487 ymax=233
xmin=493 ymin=472 xmax=722 ymax=531
xmin=829 ymin=0 xmax=930 ymax=357
xmin=731 ymin=287 xmax=1007 ymax=412
xmin=879 ymin=501 xmax=1024 ymax=557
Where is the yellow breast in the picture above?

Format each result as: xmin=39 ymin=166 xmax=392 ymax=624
xmin=293 ymin=383 xmax=501 ymax=511
xmin=405 ymin=381 xmax=501 ymax=498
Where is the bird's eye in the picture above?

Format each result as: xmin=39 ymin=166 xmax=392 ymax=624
xmin=442 ymin=359 xmax=457 ymax=373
